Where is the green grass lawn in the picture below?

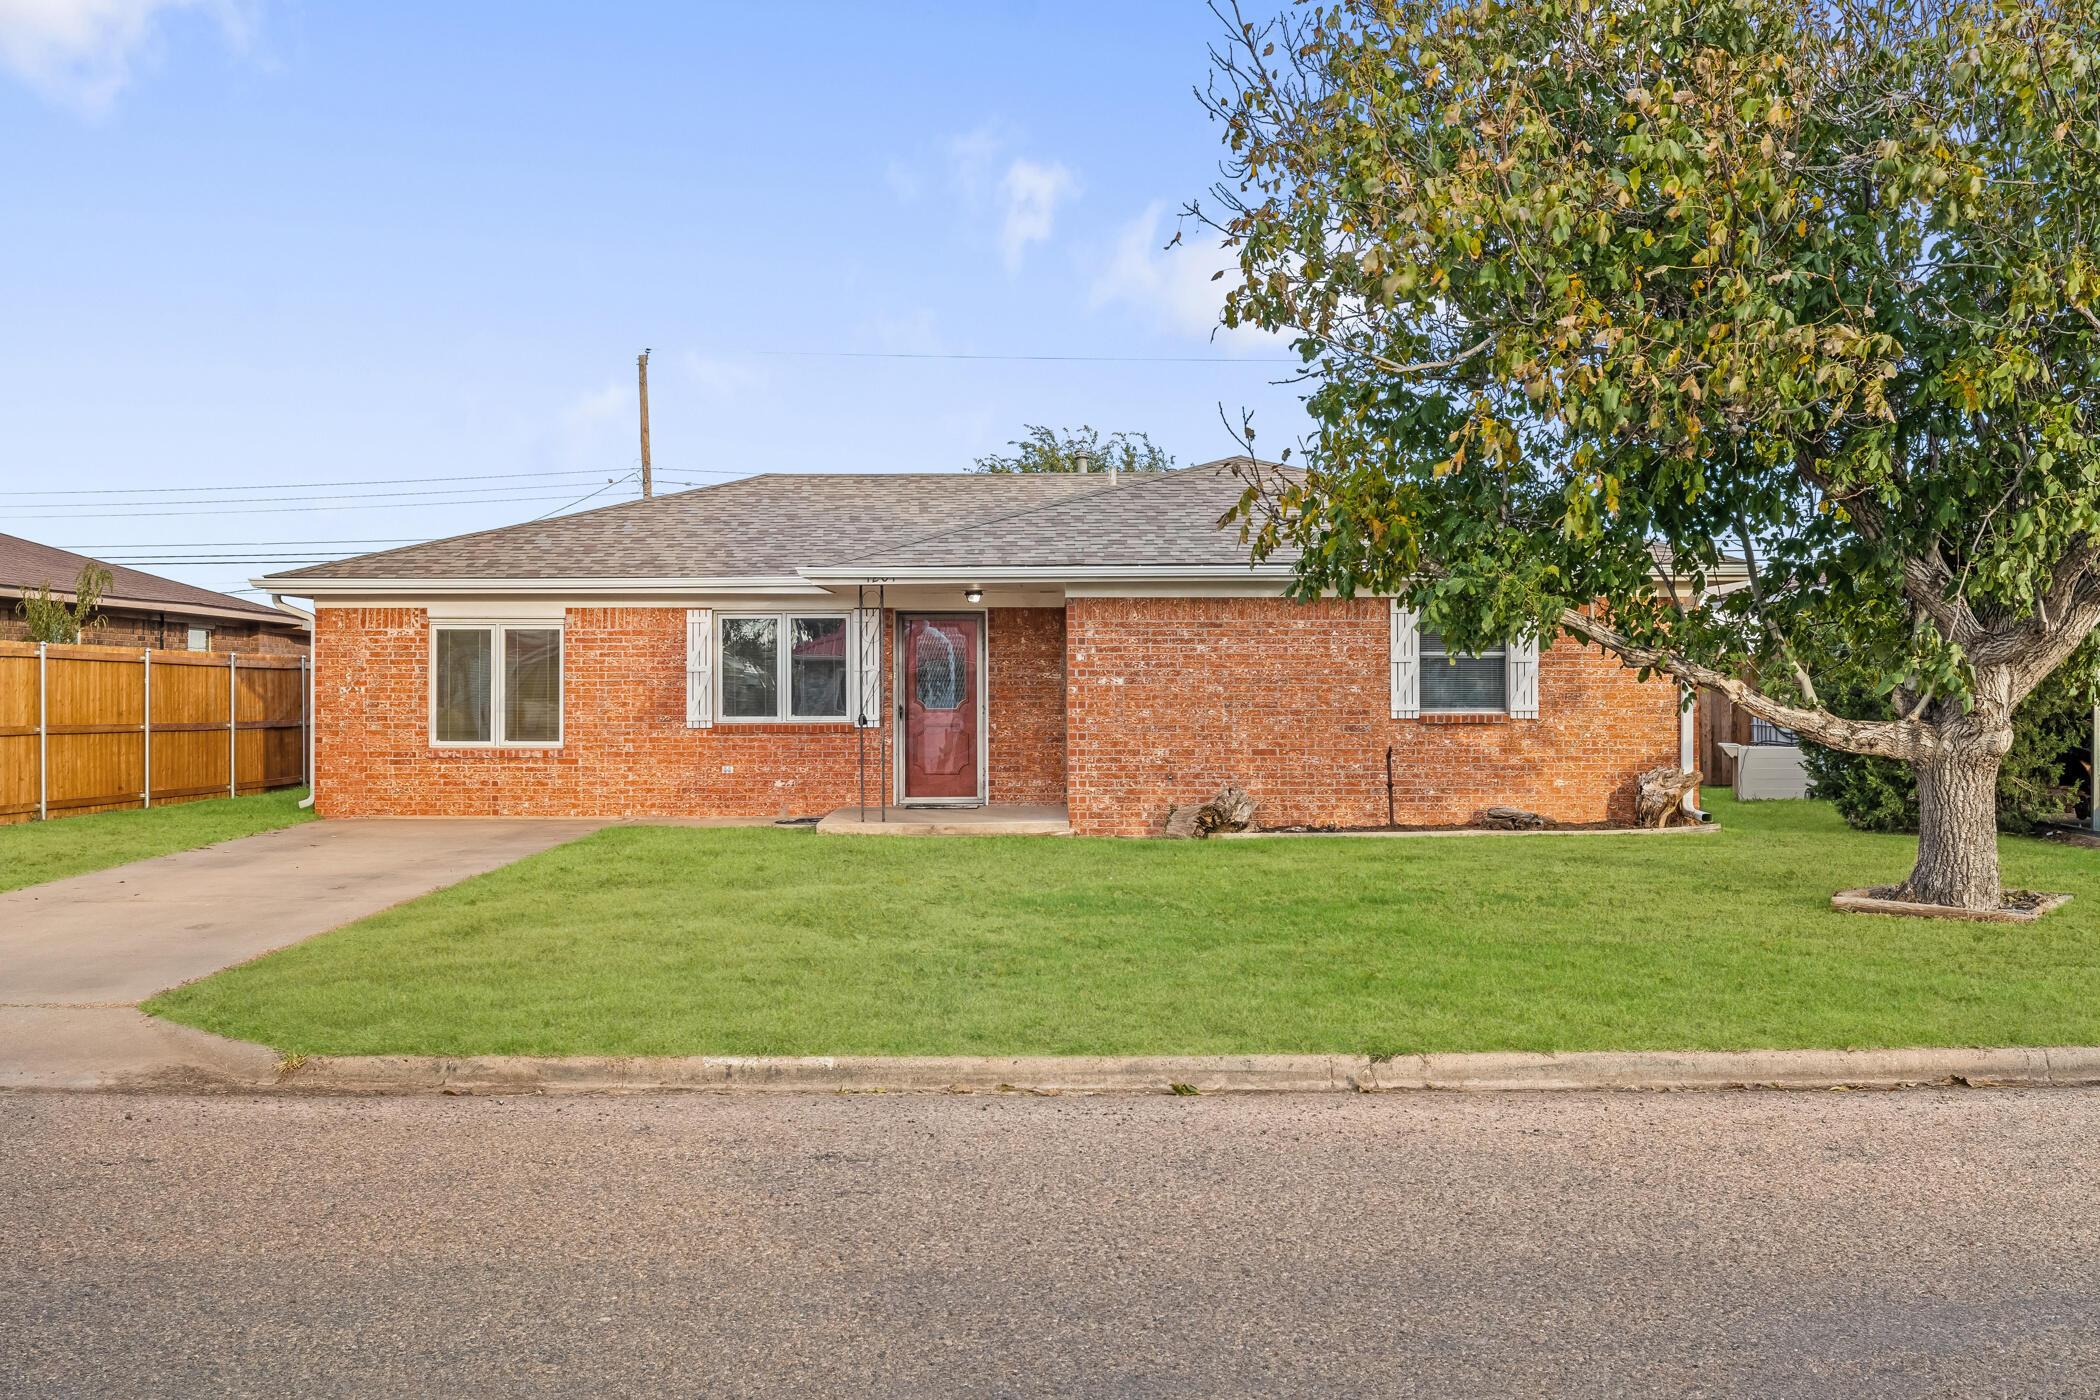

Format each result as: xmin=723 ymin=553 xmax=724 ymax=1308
xmin=1 ymin=788 xmax=313 ymax=894
xmin=146 ymin=794 xmax=2100 ymax=1058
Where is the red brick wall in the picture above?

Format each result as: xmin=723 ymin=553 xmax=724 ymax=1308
xmin=315 ymin=605 xmax=1067 ymax=819
xmin=1063 ymin=596 xmax=1679 ymax=837
xmin=987 ymin=606 xmax=1065 ymax=805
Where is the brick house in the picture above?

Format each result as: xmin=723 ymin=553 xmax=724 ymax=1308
xmin=260 ymin=461 xmax=1712 ymax=835
xmin=1 ymin=533 xmax=310 ymax=656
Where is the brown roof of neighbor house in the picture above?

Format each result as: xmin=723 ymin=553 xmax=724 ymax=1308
xmin=260 ymin=470 xmax=1169 ymax=583
xmin=0 ymin=533 xmax=294 ymax=622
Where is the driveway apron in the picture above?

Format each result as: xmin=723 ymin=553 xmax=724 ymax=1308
xmin=0 ymin=818 xmax=604 ymax=1089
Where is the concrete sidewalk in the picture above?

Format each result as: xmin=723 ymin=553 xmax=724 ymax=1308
xmin=0 ymin=818 xmax=604 ymax=1090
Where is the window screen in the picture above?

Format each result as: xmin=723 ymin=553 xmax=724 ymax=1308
xmin=789 ymin=617 xmax=848 ymax=718
xmin=720 ymin=617 xmax=780 ymax=718
xmin=503 ymin=628 xmax=562 ymax=743
xmin=435 ymin=629 xmax=494 ymax=742
xmin=1420 ymin=630 xmax=1507 ymax=712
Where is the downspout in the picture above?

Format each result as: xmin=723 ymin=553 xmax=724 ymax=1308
xmin=1679 ymin=685 xmax=1709 ymax=821
xmin=270 ymin=592 xmax=317 ymax=811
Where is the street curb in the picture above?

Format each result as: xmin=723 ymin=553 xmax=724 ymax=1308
xmin=229 ymin=1045 xmax=2100 ymax=1097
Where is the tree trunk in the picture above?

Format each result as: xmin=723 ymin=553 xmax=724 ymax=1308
xmin=1901 ymin=746 xmax=2007 ymax=911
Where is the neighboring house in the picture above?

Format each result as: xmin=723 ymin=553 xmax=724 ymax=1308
xmin=1 ymin=533 xmax=310 ymax=656
xmin=261 ymin=460 xmax=1714 ymax=835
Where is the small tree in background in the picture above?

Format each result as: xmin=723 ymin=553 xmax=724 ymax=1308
xmin=16 ymin=563 xmax=112 ymax=644
xmin=973 ymin=425 xmax=1176 ymax=475
xmin=1201 ymin=0 xmax=2100 ymax=911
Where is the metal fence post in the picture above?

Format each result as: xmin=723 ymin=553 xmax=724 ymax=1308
xmin=36 ymin=641 xmax=47 ymax=822
xmin=228 ymin=651 xmax=238 ymax=798
xmin=142 ymin=648 xmax=153 ymax=809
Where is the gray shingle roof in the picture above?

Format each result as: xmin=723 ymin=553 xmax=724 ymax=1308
xmin=821 ymin=459 xmax=1295 ymax=572
xmin=261 ymin=472 xmax=1117 ymax=582
xmin=0 ymin=532 xmax=293 ymax=620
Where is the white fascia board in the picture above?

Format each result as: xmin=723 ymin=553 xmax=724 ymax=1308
xmin=252 ymin=574 xmax=827 ymax=598
xmin=796 ymin=564 xmax=1297 ymax=585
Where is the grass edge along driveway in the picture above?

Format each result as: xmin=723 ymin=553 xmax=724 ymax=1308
xmin=148 ymin=795 xmax=2100 ymax=1059
xmin=1 ymin=788 xmax=313 ymax=894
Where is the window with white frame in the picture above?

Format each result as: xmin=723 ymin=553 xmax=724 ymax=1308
xmin=1390 ymin=602 xmax=1540 ymax=719
xmin=1420 ymin=629 xmax=1508 ymax=712
xmin=432 ymin=624 xmax=563 ymax=745
xmin=186 ymin=625 xmax=211 ymax=651
xmin=717 ymin=613 xmax=850 ymax=722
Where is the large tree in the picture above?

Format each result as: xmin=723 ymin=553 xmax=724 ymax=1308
xmin=1201 ymin=0 xmax=2100 ymax=910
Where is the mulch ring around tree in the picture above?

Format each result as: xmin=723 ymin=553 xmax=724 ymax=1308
xmin=1831 ymin=887 xmax=2074 ymax=924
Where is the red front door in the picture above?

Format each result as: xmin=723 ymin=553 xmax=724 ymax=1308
xmin=901 ymin=616 xmax=980 ymax=800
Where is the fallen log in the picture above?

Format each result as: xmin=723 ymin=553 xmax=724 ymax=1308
xmin=1478 ymin=806 xmax=1549 ymax=831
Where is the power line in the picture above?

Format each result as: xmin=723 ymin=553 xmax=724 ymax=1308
xmin=7 ymin=491 xmax=641 ymax=520
xmin=749 ymin=349 xmax=1300 ymax=364
xmin=530 ymin=471 xmax=640 ymax=522
xmin=0 ymin=466 xmax=740 ymax=497
xmin=9 ymin=478 xmax=634 ymax=512
xmin=57 ymin=538 xmax=426 ymax=548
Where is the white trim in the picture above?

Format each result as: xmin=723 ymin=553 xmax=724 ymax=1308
xmin=1418 ymin=625 xmax=1510 ymax=716
xmin=806 ymin=564 xmax=1293 ymax=585
xmin=853 ymin=607 xmax=883 ymax=729
xmin=426 ymin=598 xmax=567 ymax=621
xmin=261 ymin=574 xmax=825 ymax=598
xmin=1507 ymin=635 xmax=1541 ymax=720
xmin=1389 ymin=603 xmax=1419 ymax=720
xmin=714 ymin=610 xmax=855 ymax=725
xmin=428 ymin=622 xmax=565 ymax=748
xmin=893 ymin=610 xmax=989 ymax=807
xmin=686 ymin=608 xmax=714 ymax=728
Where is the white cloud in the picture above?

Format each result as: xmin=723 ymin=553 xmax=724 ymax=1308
xmin=565 ymin=382 xmax=627 ymax=426
xmin=679 ymin=352 xmax=768 ymax=399
xmin=882 ymin=156 xmax=923 ymax=204
xmin=1089 ymin=200 xmax=1286 ymax=353
xmin=945 ymin=124 xmax=1004 ymax=196
xmin=859 ymin=308 xmax=946 ymax=356
xmin=997 ymin=158 xmax=1077 ymax=272
xmin=0 ymin=0 xmax=254 ymax=114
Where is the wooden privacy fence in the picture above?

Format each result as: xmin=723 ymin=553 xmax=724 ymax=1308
xmin=0 ymin=640 xmax=308 ymax=824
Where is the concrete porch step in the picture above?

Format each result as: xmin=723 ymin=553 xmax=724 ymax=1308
xmin=815 ymin=804 xmax=1073 ymax=837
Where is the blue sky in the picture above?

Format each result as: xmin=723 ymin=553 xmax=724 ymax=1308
xmin=0 ymin=1 xmax=1312 ymax=600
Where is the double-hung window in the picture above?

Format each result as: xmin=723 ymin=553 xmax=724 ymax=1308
xmin=432 ymin=624 xmax=563 ymax=745
xmin=718 ymin=613 xmax=850 ymax=722
xmin=1390 ymin=602 xmax=1540 ymax=719
xmin=1419 ymin=629 xmax=1508 ymax=713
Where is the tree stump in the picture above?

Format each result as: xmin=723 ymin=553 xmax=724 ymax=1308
xmin=1635 ymin=766 xmax=1702 ymax=828
xmin=1478 ymin=805 xmax=1548 ymax=831
xmin=1163 ymin=804 xmax=1202 ymax=839
xmin=1195 ymin=784 xmax=1258 ymax=836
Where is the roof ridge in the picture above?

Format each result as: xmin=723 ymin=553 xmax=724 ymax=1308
xmin=824 ymin=467 xmax=1202 ymax=567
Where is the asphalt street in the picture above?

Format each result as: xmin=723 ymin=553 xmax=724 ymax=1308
xmin=5 ymin=1087 xmax=2097 ymax=1398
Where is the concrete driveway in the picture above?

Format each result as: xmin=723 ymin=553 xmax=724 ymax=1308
xmin=0 ymin=818 xmax=604 ymax=1089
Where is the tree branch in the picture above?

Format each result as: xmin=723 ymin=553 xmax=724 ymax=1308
xmin=1558 ymin=607 xmax=1940 ymax=762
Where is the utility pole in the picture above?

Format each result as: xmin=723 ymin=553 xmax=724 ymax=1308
xmin=637 ymin=348 xmax=654 ymax=499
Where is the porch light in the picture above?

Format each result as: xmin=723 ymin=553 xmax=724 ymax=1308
xmin=964 ymin=587 xmax=984 ymax=604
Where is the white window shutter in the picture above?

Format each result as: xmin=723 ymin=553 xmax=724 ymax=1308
xmin=853 ymin=607 xmax=884 ymax=728
xmin=1390 ymin=602 xmax=1420 ymax=719
xmin=685 ymin=608 xmax=713 ymax=728
xmin=1507 ymin=634 xmax=1540 ymax=719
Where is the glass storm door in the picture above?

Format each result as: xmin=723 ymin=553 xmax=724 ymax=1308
xmin=901 ymin=616 xmax=981 ymax=801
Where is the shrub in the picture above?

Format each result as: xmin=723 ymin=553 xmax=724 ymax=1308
xmin=1803 ymin=665 xmax=2092 ymax=835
